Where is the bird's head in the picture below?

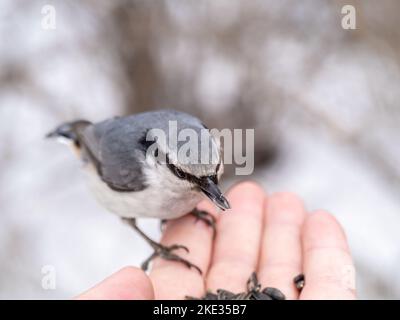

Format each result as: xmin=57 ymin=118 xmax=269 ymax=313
xmin=165 ymin=158 xmax=230 ymax=211
xmin=143 ymin=119 xmax=230 ymax=211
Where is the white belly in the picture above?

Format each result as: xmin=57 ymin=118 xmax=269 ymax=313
xmin=83 ymin=165 xmax=204 ymax=219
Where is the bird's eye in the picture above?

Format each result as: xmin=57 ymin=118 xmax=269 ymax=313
xmin=174 ymin=167 xmax=186 ymax=179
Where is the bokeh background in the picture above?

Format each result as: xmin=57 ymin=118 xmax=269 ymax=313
xmin=1 ymin=0 xmax=400 ymax=299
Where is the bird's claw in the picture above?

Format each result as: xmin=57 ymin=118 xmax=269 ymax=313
xmin=158 ymin=243 xmax=189 ymax=254
xmin=141 ymin=242 xmax=202 ymax=274
xmin=191 ymin=208 xmax=217 ymax=239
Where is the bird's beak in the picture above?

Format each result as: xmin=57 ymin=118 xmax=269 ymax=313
xmin=200 ymin=177 xmax=231 ymax=211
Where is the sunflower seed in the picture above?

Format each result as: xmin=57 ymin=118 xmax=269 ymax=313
xmin=262 ymin=287 xmax=286 ymax=300
xmin=294 ymin=274 xmax=305 ymax=290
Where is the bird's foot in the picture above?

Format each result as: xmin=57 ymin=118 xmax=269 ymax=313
xmin=190 ymin=208 xmax=217 ymax=238
xmin=141 ymin=242 xmax=202 ymax=274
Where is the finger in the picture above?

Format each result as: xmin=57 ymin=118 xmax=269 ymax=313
xmin=258 ymin=193 xmax=306 ymax=299
xmin=150 ymin=200 xmax=216 ymax=299
xmin=300 ymin=211 xmax=356 ymax=300
xmin=76 ymin=266 xmax=154 ymax=300
xmin=206 ymin=181 xmax=265 ymax=293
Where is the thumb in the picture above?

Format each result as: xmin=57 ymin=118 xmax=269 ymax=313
xmin=76 ymin=266 xmax=154 ymax=300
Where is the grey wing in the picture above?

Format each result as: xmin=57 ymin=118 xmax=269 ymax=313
xmin=80 ymin=119 xmax=148 ymax=192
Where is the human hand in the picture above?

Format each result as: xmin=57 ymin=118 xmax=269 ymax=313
xmin=77 ymin=181 xmax=356 ymax=300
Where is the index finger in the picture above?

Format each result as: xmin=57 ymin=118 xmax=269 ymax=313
xmin=206 ymin=182 xmax=265 ymax=293
xmin=149 ymin=200 xmax=216 ymax=299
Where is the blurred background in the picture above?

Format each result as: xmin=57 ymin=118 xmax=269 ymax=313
xmin=1 ymin=0 xmax=400 ymax=299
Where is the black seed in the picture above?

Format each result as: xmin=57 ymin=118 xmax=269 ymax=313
xmin=234 ymin=292 xmax=250 ymax=300
xmin=294 ymin=273 xmax=305 ymax=290
xmin=217 ymin=289 xmax=238 ymax=300
xmin=188 ymin=273 xmax=289 ymax=300
xmin=253 ymin=292 xmax=273 ymax=300
xmin=185 ymin=295 xmax=201 ymax=300
xmin=204 ymin=292 xmax=218 ymax=300
xmin=247 ymin=271 xmax=261 ymax=293
xmin=262 ymin=287 xmax=286 ymax=300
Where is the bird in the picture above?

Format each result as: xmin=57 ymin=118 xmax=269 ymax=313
xmin=46 ymin=109 xmax=230 ymax=273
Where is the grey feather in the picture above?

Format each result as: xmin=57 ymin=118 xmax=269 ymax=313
xmin=79 ymin=110 xmax=219 ymax=192
xmin=80 ymin=118 xmax=147 ymax=192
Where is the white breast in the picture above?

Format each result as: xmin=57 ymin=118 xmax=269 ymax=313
xmin=83 ymin=162 xmax=204 ymax=220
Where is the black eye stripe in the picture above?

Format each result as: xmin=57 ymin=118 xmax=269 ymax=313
xmin=167 ymin=162 xmax=219 ymax=186
xmin=174 ymin=166 xmax=186 ymax=179
xmin=166 ymin=162 xmax=193 ymax=182
xmin=165 ymin=154 xmax=219 ymax=185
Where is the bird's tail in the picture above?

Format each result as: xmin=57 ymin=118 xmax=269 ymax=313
xmin=45 ymin=119 xmax=92 ymax=146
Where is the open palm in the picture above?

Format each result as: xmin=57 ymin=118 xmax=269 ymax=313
xmin=77 ymin=182 xmax=356 ymax=300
